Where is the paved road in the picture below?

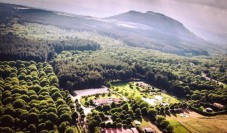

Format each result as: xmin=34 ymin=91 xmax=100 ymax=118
xmin=73 ymin=87 xmax=108 ymax=96
xmin=70 ymin=87 xmax=109 ymax=115
xmin=70 ymin=86 xmax=129 ymax=116
xmin=70 ymin=95 xmax=94 ymax=115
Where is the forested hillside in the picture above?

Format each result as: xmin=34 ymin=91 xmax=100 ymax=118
xmin=0 ymin=23 xmax=104 ymax=61
xmin=0 ymin=22 xmax=127 ymax=61
xmin=0 ymin=2 xmax=227 ymax=133
xmin=0 ymin=3 xmax=223 ymax=56
xmin=106 ymin=10 xmax=211 ymax=54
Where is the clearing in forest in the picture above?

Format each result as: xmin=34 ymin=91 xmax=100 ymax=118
xmin=111 ymin=81 xmax=179 ymax=105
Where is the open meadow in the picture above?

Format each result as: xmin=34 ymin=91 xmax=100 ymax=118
xmin=167 ymin=109 xmax=227 ymax=133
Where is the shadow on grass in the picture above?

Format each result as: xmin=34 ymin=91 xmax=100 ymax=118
xmin=171 ymin=111 xmax=178 ymax=117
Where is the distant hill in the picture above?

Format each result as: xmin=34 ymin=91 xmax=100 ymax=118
xmin=0 ymin=3 xmax=221 ymax=56
xmin=108 ymin=11 xmax=199 ymax=42
xmin=106 ymin=11 xmax=216 ymax=55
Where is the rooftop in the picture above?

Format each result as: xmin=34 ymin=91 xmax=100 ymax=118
xmin=144 ymin=128 xmax=155 ymax=133
xmin=93 ymin=98 xmax=122 ymax=106
xmin=103 ymin=128 xmax=139 ymax=133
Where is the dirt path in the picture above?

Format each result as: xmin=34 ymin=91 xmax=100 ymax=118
xmin=71 ymin=86 xmax=129 ymax=115
xmin=201 ymin=72 xmax=224 ymax=85
xmin=70 ymin=95 xmax=94 ymax=115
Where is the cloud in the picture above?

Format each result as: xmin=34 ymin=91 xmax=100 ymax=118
xmin=175 ymin=0 xmax=227 ymax=11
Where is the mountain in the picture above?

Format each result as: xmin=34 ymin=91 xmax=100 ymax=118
xmin=0 ymin=3 xmax=220 ymax=56
xmin=108 ymin=11 xmax=198 ymax=41
xmin=106 ymin=11 xmax=216 ymax=55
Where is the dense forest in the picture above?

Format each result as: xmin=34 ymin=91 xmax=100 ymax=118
xmin=0 ymin=3 xmax=227 ymax=133
xmin=0 ymin=61 xmax=82 ymax=132
xmin=0 ymin=33 xmax=100 ymax=62
xmin=52 ymin=48 xmax=227 ymax=105
xmin=0 ymin=22 xmax=128 ymax=61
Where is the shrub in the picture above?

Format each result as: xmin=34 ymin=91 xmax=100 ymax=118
xmin=28 ymin=124 xmax=37 ymax=133
xmin=0 ymin=127 xmax=14 ymax=133
xmin=0 ymin=115 xmax=14 ymax=127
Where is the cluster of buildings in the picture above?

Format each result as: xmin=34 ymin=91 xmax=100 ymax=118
xmin=102 ymin=127 xmax=155 ymax=133
xmin=93 ymin=98 xmax=122 ymax=106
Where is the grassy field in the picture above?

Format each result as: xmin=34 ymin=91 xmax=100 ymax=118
xmin=166 ymin=117 xmax=190 ymax=133
xmin=167 ymin=110 xmax=227 ymax=133
xmin=180 ymin=115 xmax=227 ymax=133
xmin=80 ymin=92 xmax=122 ymax=106
xmin=112 ymin=81 xmax=179 ymax=105
xmin=112 ymin=82 xmax=143 ymax=99
xmin=161 ymin=93 xmax=179 ymax=103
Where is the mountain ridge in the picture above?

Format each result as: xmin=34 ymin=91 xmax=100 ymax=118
xmin=106 ymin=10 xmax=204 ymax=43
xmin=0 ymin=3 xmax=218 ymax=56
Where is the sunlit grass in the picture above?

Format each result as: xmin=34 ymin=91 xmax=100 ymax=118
xmin=112 ymin=81 xmax=180 ymax=105
xmin=112 ymin=82 xmax=143 ymax=99
xmin=167 ymin=118 xmax=190 ymax=133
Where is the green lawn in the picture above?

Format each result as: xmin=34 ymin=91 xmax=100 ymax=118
xmin=112 ymin=81 xmax=179 ymax=105
xmin=112 ymin=82 xmax=143 ymax=99
xmin=140 ymin=118 xmax=153 ymax=127
xmin=167 ymin=118 xmax=190 ymax=133
xmin=160 ymin=93 xmax=180 ymax=104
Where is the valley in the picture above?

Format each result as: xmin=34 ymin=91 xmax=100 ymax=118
xmin=0 ymin=2 xmax=227 ymax=133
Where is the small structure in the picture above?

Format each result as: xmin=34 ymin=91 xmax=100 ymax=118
xmin=210 ymin=67 xmax=216 ymax=70
xmin=149 ymin=92 xmax=157 ymax=95
xmin=79 ymin=119 xmax=85 ymax=125
xmin=144 ymin=128 xmax=155 ymax=133
xmin=105 ymin=115 xmax=113 ymax=124
xmin=103 ymin=128 xmax=139 ymax=133
xmin=131 ymin=128 xmax=139 ymax=133
xmin=190 ymin=63 xmax=195 ymax=66
xmin=162 ymin=90 xmax=167 ymax=93
xmin=93 ymin=98 xmax=122 ymax=106
xmin=160 ymin=102 xmax=168 ymax=106
xmin=154 ymin=95 xmax=163 ymax=101
xmin=137 ymin=82 xmax=150 ymax=88
xmin=142 ymin=98 xmax=157 ymax=106
xmin=180 ymin=113 xmax=189 ymax=118
xmin=206 ymin=107 xmax=213 ymax=112
xmin=213 ymin=103 xmax=224 ymax=109
xmin=134 ymin=120 xmax=141 ymax=126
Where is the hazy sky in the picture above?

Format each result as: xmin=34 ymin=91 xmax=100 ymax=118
xmin=0 ymin=0 xmax=227 ymax=44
